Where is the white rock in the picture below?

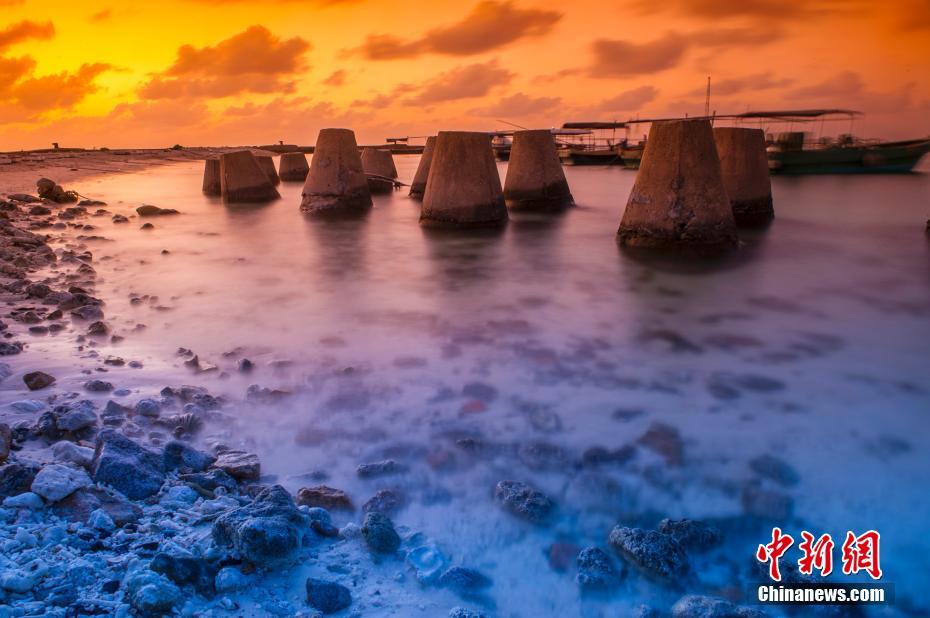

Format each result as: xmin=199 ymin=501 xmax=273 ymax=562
xmin=2 ymin=492 xmax=44 ymax=509
xmin=52 ymin=441 xmax=95 ymax=468
xmin=31 ymin=464 xmax=92 ymax=502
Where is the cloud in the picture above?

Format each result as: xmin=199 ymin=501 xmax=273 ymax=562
xmin=90 ymin=9 xmax=113 ymax=23
xmin=9 ymin=63 xmax=113 ymax=110
xmin=598 ymin=85 xmax=659 ymax=111
xmin=0 ymin=55 xmax=35 ymax=91
xmin=790 ymin=70 xmax=863 ymax=99
xmin=691 ymin=72 xmax=794 ymax=96
xmin=322 ymin=69 xmax=346 ymax=86
xmin=138 ymin=25 xmax=311 ymax=99
xmin=404 ymin=59 xmax=513 ymax=104
xmin=631 ymin=0 xmax=861 ymax=21
xmin=469 ymin=92 xmax=561 ymax=117
xmin=350 ymin=1 xmax=561 ymax=59
xmin=589 ymin=34 xmax=689 ymax=77
xmin=0 ymin=20 xmax=55 ymax=51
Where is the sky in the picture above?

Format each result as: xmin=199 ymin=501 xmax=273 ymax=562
xmin=0 ymin=0 xmax=928 ymax=149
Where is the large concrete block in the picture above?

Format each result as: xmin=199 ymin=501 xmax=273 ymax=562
xmin=504 ymin=130 xmax=573 ymax=211
xmin=300 ymin=129 xmax=372 ymax=216
xmin=714 ymin=127 xmax=774 ymax=227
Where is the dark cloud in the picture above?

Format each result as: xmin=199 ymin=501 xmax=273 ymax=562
xmin=138 ymin=26 xmax=311 ymax=99
xmin=0 ymin=55 xmax=35 ymax=91
xmin=0 ymin=20 xmax=55 ymax=51
xmin=589 ymin=34 xmax=689 ymax=77
xmin=404 ymin=59 xmax=513 ymax=104
xmin=322 ymin=69 xmax=346 ymax=86
xmin=630 ymin=0 xmax=861 ymax=21
xmin=690 ymin=72 xmax=794 ymax=96
xmin=90 ymin=9 xmax=113 ymax=23
xmin=790 ymin=70 xmax=863 ymax=98
xmin=598 ymin=85 xmax=659 ymax=111
xmin=469 ymin=92 xmax=561 ymax=117
xmin=351 ymin=1 xmax=561 ymax=59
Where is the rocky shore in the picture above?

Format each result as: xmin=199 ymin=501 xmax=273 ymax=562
xmin=0 ymin=170 xmax=877 ymax=617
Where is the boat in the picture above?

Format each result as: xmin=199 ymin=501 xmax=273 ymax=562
xmin=558 ymin=122 xmax=628 ymax=166
xmin=489 ymin=128 xmax=594 ymax=161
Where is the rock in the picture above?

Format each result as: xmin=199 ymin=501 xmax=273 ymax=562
xmin=494 ymin=480 xmax=554 ymax=524
xmin=55 ymin=401 xmax=98 ymax=432
xmin=672 ymin=594 xmax=765 ymax=618
xmin=0 ymin=560 xmax=48 ymax=593
xmin=637 ymin=422 xmax=684 ymax=466
xmin=741 ymin=484 xmax=793 ymax=520
xmin=438 ymin=566 xmax=492 ymax=596
xmin=0 ymin=423 xmax=10 ymax=463
xmin=406 ymin=543 xmax=448 ymax=584
xmin=296 ymin=485 xmax=354 ymax=511
xmin=362 ymin=488 xmax=405 ymax=515
xmin=213 ymin=449 xmax=261 ymax=480
xmin=9 ymin=399 xmax=45 ymax=413
xmin=150 ymin=550 xmax=213 ymax=593
xmin=356 ymin=459 xmax=406 ymax=478
xmin=136 ymin=205 xmax=179 ymax=217
xmin=657 ymin=518 xmax=723 ymax=553
xmin=24 ymin=371 xmax=56 ymax=390
xmin=180 ymin=469 xmax=238 ymax=494
xmin=87 ymin=507 xmax=116 ymax=532
xmin=125 ymin=570 xmax=182 ymax=617
xmin=306 ymin=578 xmax=352 ymax=614
xmin=52 ymin=441 xmax=95 ymax=468
xmin=748 ymin=454 xmax=800 ymax=487
xmin=91 ymin=429 xmax=166 ymax=499
xmin=0 ymin=342 xmax=23 ymax=356
xmin=84 ymin=379 xmax=114 ymax=392
xmin=608 ymin=526 xmax=689 ymax=583
xmin=71 ymin=304 xmax=104 ymax=320
xmin=215 ymin=566 xmax=248 ymax=593
xmin=212 ymin=485 xmax=307 ymax=567
xmin=37 ymin=178 xmax=77 ymax=203
xmin=0 ymin=461 xmax=41 ymax=497
xmin=163 ymin=441 xmax=216 ymax=472
xmin=31 ymin=464 xmax=92 ymax=502
xmin=449 ymin=609 xmax=488 ymax=618
xmin=3 ymin=491 xmax=44 ymax=509
xmin=576 ymin=547 xmax=621 ymax=589
xmin=134 ymin=398 xmax=161 ymax=418
xmin=361 ymin=511 xmax=401 ymax=553
xmin=51 ymin=486 xmax=142 ymax=526
xmin=87 ymin=320 xmax=110 ymax=337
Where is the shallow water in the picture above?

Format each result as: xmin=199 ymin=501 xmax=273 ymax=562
xmin=3 ymin=156 xmax=930 ymax=615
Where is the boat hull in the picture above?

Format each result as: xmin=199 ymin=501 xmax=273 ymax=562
xmin=768 ymin=139 xmax=930 ymax=174
xmin=559 ymin=148 xmax=623 ymax=166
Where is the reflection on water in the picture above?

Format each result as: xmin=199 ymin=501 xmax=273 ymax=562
xmin=4 ymin=156 xmax=930 ymax=615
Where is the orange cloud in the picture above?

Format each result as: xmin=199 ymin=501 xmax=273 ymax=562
xmin=9 ymin=62 xmax=113 ymax=110
xmin=633 ymin=0 xmax=861 ymax=20
xmin=0 ymin=20 xmax=55 ymax=51
xmin=404 ymin=59 xmax=513 ymax=104
xmin=0 ymin=55 xmax=35 ymax=90
xmin=351 ymin=1 xmax=561 ymax=59
xmin=691 ymin=72 xmax=794 ymax=96
xmin=597 ymin=85 xmax=659 ymax=112
xmin=139 ymin=25 xmax=311 ymax=99
xmin=589 ymin=34 xmax=689 ymax=77
xmin=469 ymin=92 xmax=561 ymax=117
xmin=322 ymin=69 xmax=346 ymax=86
xmin=89 ymin=9 xmax=113 ymax=23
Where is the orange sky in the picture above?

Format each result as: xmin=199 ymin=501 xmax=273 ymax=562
xmin=1 ymin=0 xmax=928 ymax=149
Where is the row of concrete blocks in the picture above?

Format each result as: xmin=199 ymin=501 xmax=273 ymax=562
xmin=201 ymin=120 xmax=772 ymax=253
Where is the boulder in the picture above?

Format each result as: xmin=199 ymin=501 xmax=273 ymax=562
xmin=672 ymin=594 xmax=766 ymax=618
xmin=504 ymin=129 xmax=574 ymax=211
xmin=125 ymin=570 xmax=182 ymax=617
xmin=657 ymin=518 xmax=722 ymax=553
xmin=300 ymin=128 xmax=372 ymax=215
xmin=306 ymin=578 xmax=352 ymax=614
xmin=0 ymin=423 xmax=10 ymax=464
xmin=494 ymin=480 xmax=554 ymax=524
xmin=52 ymin=441 xmax=95 ymax=467
xmin=420 ymin=131 xmax=507 ymax=228
xmin=278 ymin=152 xmax=310 ymax=182
xmin=136 ymin=205 xmax=179 ymax=217
xmin=617 ymin=119 xmax=737 ymax=253
xmin=23 ymin=371 xmax=55 ymax=390
xmin=31 ymin=464 xmax=92 ymax=502
xmin=297 ymin=485 xmax=354 ymax=511
xmin=608 ymin=526 xmax=689 ymax=584
xmin=91 ymin=430 xmax=165 ymax=500
xmin=163 ymin=441 xmax=216 ymax=472
xmin=576 ymin=546 xmax=622 ymax=589
xmin=212 ymin=449 xmax=260 ymax=480
xmin=361 ymin=511 xmax=400 ymax=553
xmin=0 ymin=461 xmax=41 ymax=498
xmin=212 ymin=485 xmax=307 ymax=567
xmin=438 ymin=566 xmax=492 ymax=596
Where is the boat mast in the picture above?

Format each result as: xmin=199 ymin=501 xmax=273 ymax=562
xmin=704 ymin=76 xmax=711 ymax=118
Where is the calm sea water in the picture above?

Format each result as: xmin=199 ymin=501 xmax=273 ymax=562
xmin=3 ymin=156 xmax=929 ymax=616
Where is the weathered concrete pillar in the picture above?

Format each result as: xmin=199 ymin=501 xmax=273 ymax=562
xmin=255 ymin=155 xmax=281 ymax=186
xmin=713 ymin=127 xmax=774 ymax=227
xmin=409 ymin=136 xmax=436 ymax=199
xmin=617 ymin=119 xmax=737 ymax=253
xmin=361 ymin=148 xmax=398 ymax=179
xmin=300 ymin=129 xmax=372 ymax=215
xmin=420 ymin=131 xmax=507 ymax=228
xmin=504 ymin=130 xmax=573 ymax=210
xmin=278 ymin=152 xmax=309 ymax=182
xmin=220 ymin=150 xmax=280 ymax=203
xmin=202 ymin=159 xmax=221 ymax=196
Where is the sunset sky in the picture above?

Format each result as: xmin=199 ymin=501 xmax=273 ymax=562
xmin=1 ymin=0 xmax=928 ymax=149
